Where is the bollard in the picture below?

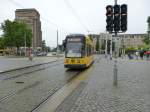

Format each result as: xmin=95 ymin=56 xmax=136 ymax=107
xmin=113 ymin=59 xmax=118 ymax=86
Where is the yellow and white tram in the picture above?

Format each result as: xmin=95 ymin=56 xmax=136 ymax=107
xmin=64 ymin=34 xmax=94 ymax=69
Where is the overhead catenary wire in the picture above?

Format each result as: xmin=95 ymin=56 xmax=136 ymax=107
xmin=7 ymin=0 xmax=70 ymax=33
xmin=7 ymin=0 xmax=25 ymax=8
xmin=63 ymin=0 xmax=90 ymax=33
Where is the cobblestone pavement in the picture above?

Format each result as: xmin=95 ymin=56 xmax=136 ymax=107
xmin=55 ymin=57 xmax=150 ymax=112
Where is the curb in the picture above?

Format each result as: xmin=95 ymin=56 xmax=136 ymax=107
xmin=0 ymin=59 xmax=60 ymax=74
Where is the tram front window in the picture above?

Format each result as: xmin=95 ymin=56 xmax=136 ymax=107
xmin=66 ymin=42 xmax=82 ymax=57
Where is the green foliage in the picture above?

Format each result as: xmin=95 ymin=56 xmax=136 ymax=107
xmin=46 ymin=46 xmax=51 ymax=52
xmin=125 ymin=46 xmax=136 ymax=53
xmin=42 ymin=40 xmax=51 ymax=52
xmin=147 ymin=16 xmax=150 ymax=31
xmin=138 ymin=44 xmax=149 ymax=51
xmin=95 ymin=37 xmax=100 ymax=51
xmin=0 ymin=37 xmax=4 ymax=49
xmin=51 ymin=47 xmax=57 ymax=52
xmin=42 ymin=40 xmax=46 ymax=51
xmin=1 ymin=19 xmax=32 ymax=48
xmin=143 ymin=35 xmax=149 ymax=45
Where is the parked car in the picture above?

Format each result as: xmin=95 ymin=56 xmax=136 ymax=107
xmin=37 ymin=52 xmax=47 ymax=56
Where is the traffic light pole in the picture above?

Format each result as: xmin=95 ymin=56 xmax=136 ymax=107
xmin=106 ymin=1 xmax=128 ymax=86
xmin=110 ymin=35 xmax=113 ymax=60
xmin=115 ymin=0 xmax=117 ymax=5
xmin=114 ymin=0 xmax=118 ymax=86
xmin=105 ymin=32 xmax=108 ymax=58
xmin=113 ymin=0 xmax=119 ymax=86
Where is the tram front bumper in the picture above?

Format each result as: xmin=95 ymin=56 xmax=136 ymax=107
xmin=64 ymin=64 xmax=86 ymax=69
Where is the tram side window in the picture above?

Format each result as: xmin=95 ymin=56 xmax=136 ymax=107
xmin=86 ymin=45 xmax=88 ymax=56
xmin=88 ymin=45 xmax=89 ymax=56
xmin=89 ymin=46 xmax=91 ymax=55
xmin=81 ymin=45 xmax=85 ymax=57
xmin=86 ymin=45 xmax=89 ymax=56
xmin=86 ymin=45 xmax=92 ymax=56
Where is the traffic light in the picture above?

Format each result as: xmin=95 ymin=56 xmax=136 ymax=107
xmin=106 ymin=5 xmax=113 ymax=33
xmin=114 ymin=5 xmax=120 ymax=32
xmin=121 ymin=4 xmax=127 ymax=32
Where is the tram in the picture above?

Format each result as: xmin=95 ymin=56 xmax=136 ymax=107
xmin=64 ymin=34 xmax=94 ymax=69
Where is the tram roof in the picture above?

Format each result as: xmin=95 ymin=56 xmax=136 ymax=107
xmin=66 ymin=34 xmax=85 ymax=38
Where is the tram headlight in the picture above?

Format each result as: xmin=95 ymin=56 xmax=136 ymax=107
xmin=65 ymin=59 xmax=69 ymax=63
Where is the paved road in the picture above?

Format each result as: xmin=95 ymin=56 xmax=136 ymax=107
xmin=0 ymin=56 xmax=59 ymax=72
xmin=0 ymin=55 xmax=150 ymax=112
xmin=0 ymin=60 xmax=81 ymax=112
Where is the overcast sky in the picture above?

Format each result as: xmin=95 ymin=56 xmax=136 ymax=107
xmin=0 ymin=0 xmax=150 ymax=47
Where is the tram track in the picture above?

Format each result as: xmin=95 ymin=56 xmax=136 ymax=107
xmin=0 ymin=65 xmax=83 ymax=106
xmin=30 ymin=71 xmax=82 ymax=112
xmin=0 ymin=58 xmax=95 ymax=112
xmin=0 ymin=81 xmax=41 ymax=103
xmin=0 ymin=60 xmax=63 ymax=81
xmin=30 ymin=66 xmax=93 ymax=112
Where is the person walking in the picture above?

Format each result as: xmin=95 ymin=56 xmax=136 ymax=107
xmin=139 ymin=50 xmax=144 ymax=60
xmin=135 ymin=51 xmax=139 ymax=60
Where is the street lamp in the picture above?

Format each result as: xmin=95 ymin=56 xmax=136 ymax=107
xmin=24 ymin=32 xmax=26 ymax=56
xmin=57 ymin=29 xmax=59 ymax=58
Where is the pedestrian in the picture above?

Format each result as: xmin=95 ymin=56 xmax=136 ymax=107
xmin=140 ymin=51 xmax=144 ymax=60
xmin=135 ymin=51 xmax=139 ymax=60
xmin=128 ymin=53 xmax=131 ymax=59
xmin=146 ymin=54 xmax=150 ymax=60
xmin=28 ymin=48 xmax=33 ymax=61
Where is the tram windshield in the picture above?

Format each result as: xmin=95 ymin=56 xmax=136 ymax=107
xmin=66 ymin=42 xmax=82 ymax=57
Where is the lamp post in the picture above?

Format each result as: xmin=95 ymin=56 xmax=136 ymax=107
xmin=57 ymin=29 xmax=59 ymax=58
xmin=24 ymin=32 xmax=26 ymax=56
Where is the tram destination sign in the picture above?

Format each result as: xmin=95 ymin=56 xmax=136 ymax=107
xmin=67 ymin=38 xmax=81 ymax=42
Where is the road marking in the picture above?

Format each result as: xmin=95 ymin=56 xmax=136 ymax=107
xmin=34 ymin=67 xmax=93 ymax=112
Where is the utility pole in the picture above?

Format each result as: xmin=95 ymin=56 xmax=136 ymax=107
xmin=24 ymin=32 xmax=26 ymax=56
xmin=57 ymin=29 xmax=59 ymax=58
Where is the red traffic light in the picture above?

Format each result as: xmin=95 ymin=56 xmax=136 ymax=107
xmin=106 ymin=5 xmax=113 ymax=16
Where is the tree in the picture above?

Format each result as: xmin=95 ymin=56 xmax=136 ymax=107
xmin=125 ymin=46 xmax=136 ymax=54
xmin=42 ymin=40 xmax=46 ymax=51
xmin=138 ymin=44 xmax=149 ymax=51
xmin=142 ymin=17 xmax=150 ymax=45
xmin=0 ymin=37 xmax=4 ymax=49
xmin=46 ymin=46 xmax=51 ymax=52
xmin=143 ymin=35 xmax=149 ymax=45
xmin=1 ymin=20 xmax=32 ymax=52
xmin=147 ymin=16 xmax=150 ymax=31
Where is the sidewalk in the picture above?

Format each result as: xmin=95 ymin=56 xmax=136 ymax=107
xmin=55 ymin=58 xmax=150 ymax=112
xmin=0 ymin=56 xmax=60 ymax=73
